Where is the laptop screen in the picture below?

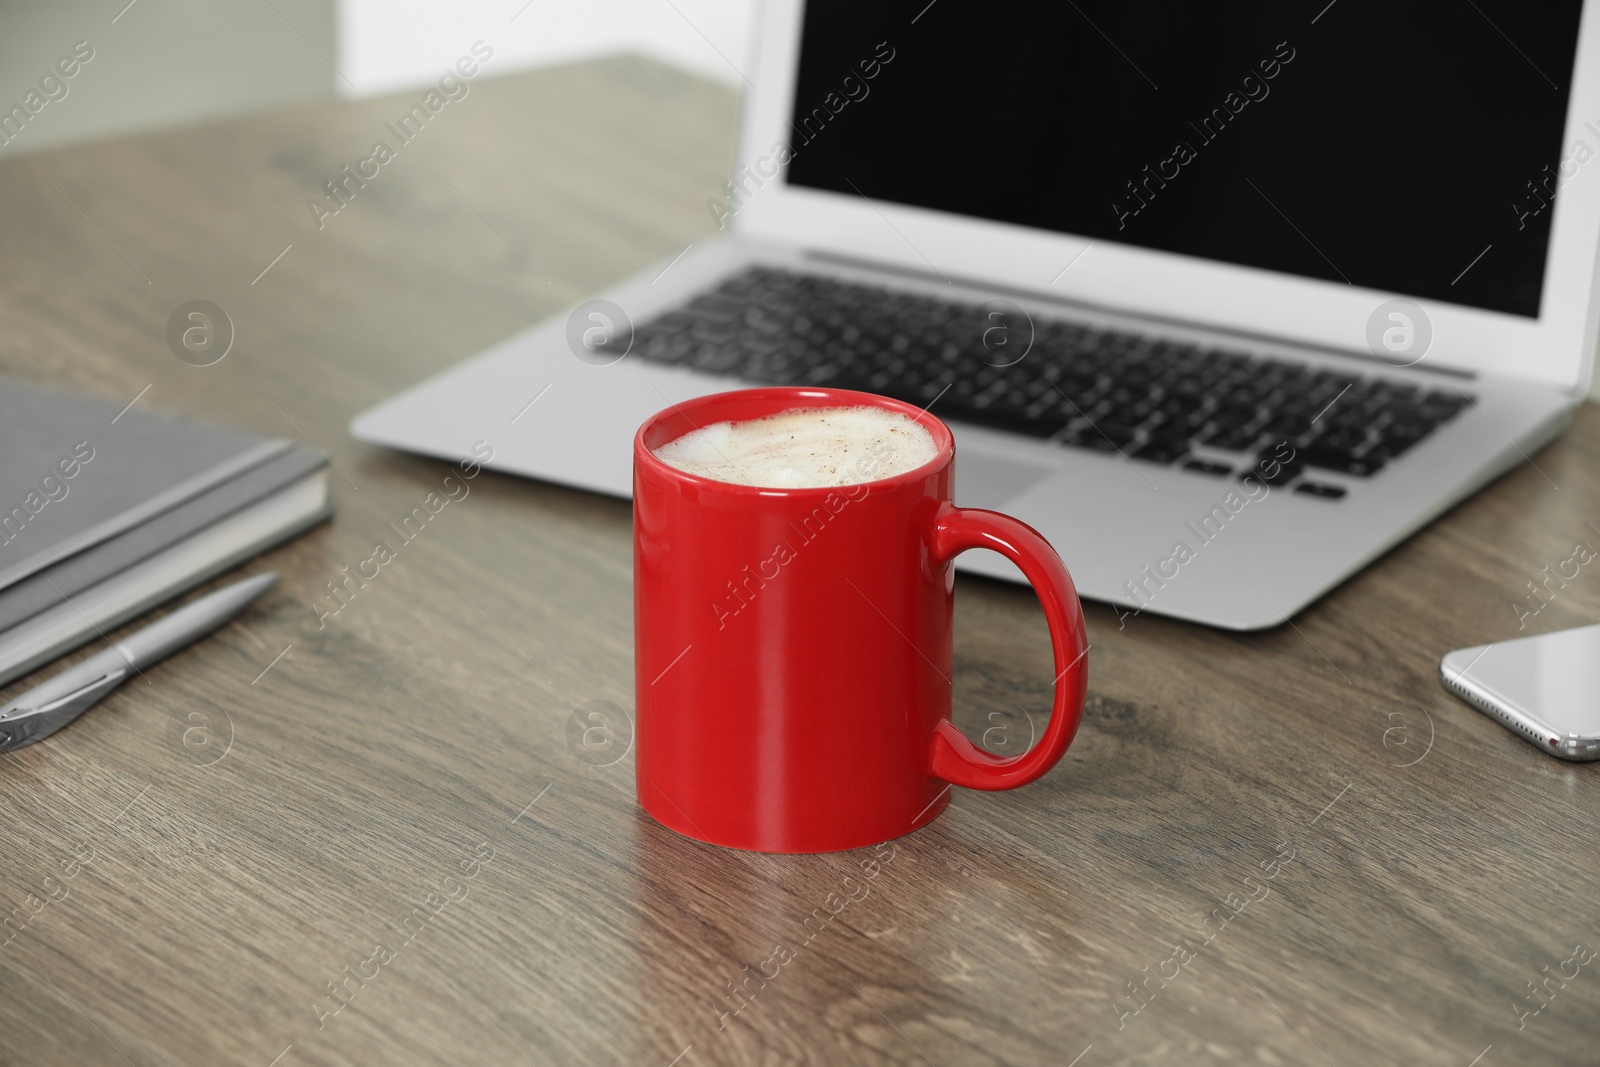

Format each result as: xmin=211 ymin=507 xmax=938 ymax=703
xmin=784 ymin=1 xmax=1584 ymax=319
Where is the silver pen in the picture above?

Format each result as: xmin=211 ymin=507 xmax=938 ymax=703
xmin=0 ymin=573 xmax=277 ymax=752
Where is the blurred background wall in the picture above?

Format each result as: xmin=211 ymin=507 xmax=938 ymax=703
xmin=339 ymin=0 xmax=751 ymax=96
xmin=0 ymin=0 xmax=337 ymax=155
xmin=0 ymin=0 xmax=751 ymax=157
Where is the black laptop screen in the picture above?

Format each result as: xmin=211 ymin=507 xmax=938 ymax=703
xmin=782 ymin=0 xmax=1584 ymax=318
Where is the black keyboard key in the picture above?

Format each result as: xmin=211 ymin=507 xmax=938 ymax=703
xmin=1143 ymin=416 xmax=1201 ymax=442
xmin=1260 ymin=416 xmax=1314 ymax=440
xmin=1157 ymin=414 xmax=1212 ymax=441
xmin=1309 ymin=426 xmax=1371 ymax=453
xmin=1367 ymin=418 xmax=1436 ymax=458
xmin=1295 ymin=482 xmax=1348 ymax=500
xmin=1309 ymin=372 xmax=1360 ymax=392
xmin=1252 ymin=463 xmax=1300 ymax=488
xmin=1130 ymin=439 xmax=1190 ymax=465
xmin=687 ymin=346 xmax=750 ymax=374
xmin=935 ymin=401 xmax=1070 ymax=438
xmin=1149 ymin=395 xmax=1202 ymax=421
xmin=634 ymin=333 xmax=696 ymax=365
xmin=1062 ymin=423 xmax=1134 ymax=452
xmin=1205 ymin=427 xmax=1265 ymax=452
xmin=1296 ymin=446 xmax=1385 ymax=477
xmin=1244 ymin=448 xmax=1301 ymax=487
xmin=1367 ymin=429 xmax=1434 ymax=459
xmin=1183 ymin=458 xmax=1233 ymax=476
xmin=1088 ymin=421 xmax=1140 ymax=444
xmin=1384 ymin=416 xmax=1435 ymax=438
xmin=1204 ymin=403 xmax=1256 ymax=425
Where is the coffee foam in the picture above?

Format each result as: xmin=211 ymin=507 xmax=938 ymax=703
xmin=651 ymin=405 xmax=939 ymax=488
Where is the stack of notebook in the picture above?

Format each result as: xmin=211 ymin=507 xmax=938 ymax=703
xmin=0 ymin=382 xmax=333 ymax=688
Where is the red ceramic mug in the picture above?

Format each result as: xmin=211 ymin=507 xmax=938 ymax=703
xmin=633 ymin=387 xmax=1089 ymax=853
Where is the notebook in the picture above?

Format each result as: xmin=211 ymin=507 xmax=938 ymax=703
xmin=0 ymin=382 xmax=333 ymax=687
xmin=0 ymin=382 xmax=292 ymax=590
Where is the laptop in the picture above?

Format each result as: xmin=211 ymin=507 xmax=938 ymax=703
xmin=353 ymin=0 xmax=1598 ymax=630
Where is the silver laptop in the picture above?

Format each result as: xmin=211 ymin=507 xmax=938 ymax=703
xmin=353 ymin=0 xmax=1599 ymax=630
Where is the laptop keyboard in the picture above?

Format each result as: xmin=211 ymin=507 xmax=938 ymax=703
xmin=630 ymin=265 xmax=1474 ymax=500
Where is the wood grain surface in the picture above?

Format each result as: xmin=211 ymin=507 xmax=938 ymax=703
xmin=1 ymin=52 xmax=1598 ymax=1067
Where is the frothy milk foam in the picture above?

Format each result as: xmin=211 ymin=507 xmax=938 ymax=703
xmin=651 ymin=406 xmax=938 ymax=488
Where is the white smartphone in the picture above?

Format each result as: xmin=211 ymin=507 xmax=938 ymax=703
xmin=1440 ymin=623 xmax=1600 ymax=761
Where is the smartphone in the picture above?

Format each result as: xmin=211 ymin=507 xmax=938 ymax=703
xmin=1440 ymin=623 xmax=1600 ymax=761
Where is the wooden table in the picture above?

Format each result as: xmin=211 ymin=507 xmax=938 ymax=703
xmin=1 ymin=53 xmax=1598 ymax=1067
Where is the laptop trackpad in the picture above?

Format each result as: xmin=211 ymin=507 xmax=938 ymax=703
xmin=954 ymin=449 xmax=1056 ymax=510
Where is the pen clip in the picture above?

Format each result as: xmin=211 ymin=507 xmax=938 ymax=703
xmin=0 ymin=669 xmax=128 ymax=753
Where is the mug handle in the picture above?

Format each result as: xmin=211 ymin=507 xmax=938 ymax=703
xmin=927 ymin=505 xmax=1089 ymax=791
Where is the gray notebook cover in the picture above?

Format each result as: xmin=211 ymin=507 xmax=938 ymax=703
xmin=0 ymin=473 xmax=333 ymax=688
xmin=0 ymin=446 xmax=326 ymax=633
xmin=0 ymin=381 xmax=290 ymax=591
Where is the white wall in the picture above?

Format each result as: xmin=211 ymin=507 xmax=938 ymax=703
xmin=0 ymin=0 xmax=750 ymax=157
xmin=0 ymin=0 xmax=335 ymax=157
xmin=336 ymin=0 xmax=754 ymax=96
